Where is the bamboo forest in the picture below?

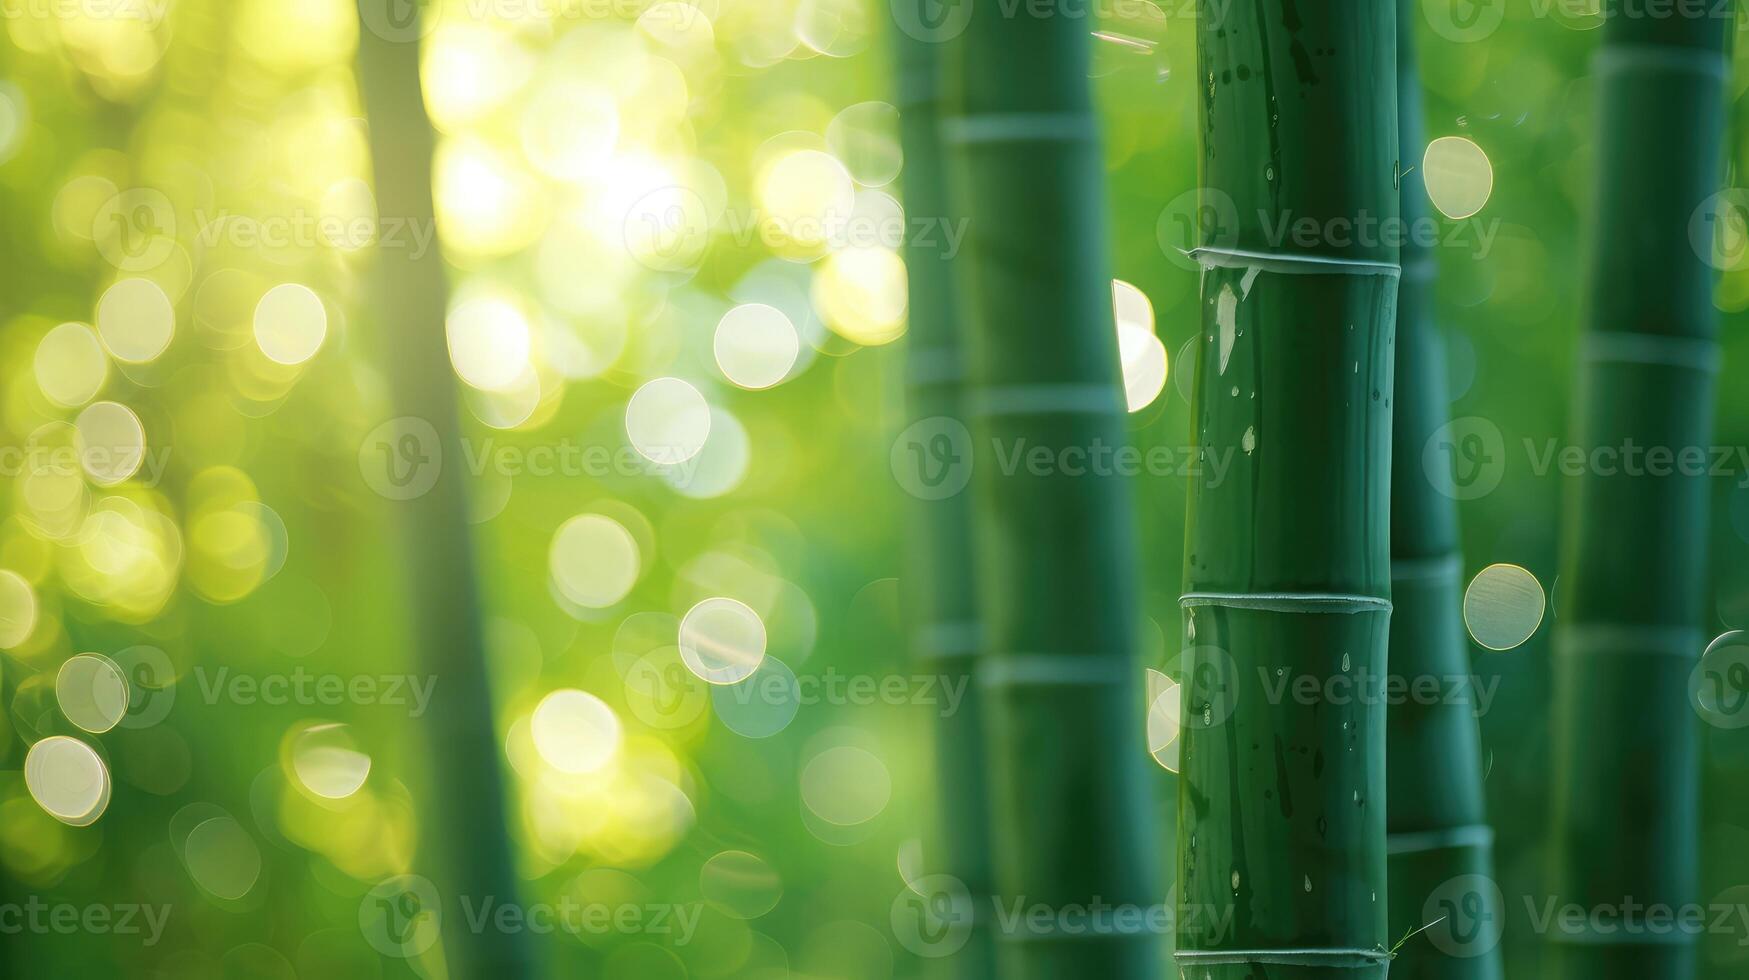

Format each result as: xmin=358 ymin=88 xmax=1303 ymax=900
xmin=7 ymin=0 xmax=1749 ymax=977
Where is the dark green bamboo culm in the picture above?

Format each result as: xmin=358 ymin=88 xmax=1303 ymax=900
xmin=941 ymin=3 xmax=1161 ymax=977
xmin=352 ymin=6 xmax=535 ymax=976
xmin=1546 ymin=4 xmax=1732 ymax=978
xmin=890 ymin=12 xmax=996 ymax=979
xmin=1384 ymin=4 xmax=1504 ymax=978
xmin=1177 ymin=3 xmax=1398 ymax=977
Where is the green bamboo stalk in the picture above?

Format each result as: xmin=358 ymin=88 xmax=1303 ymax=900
xmin=1383 ymin=6 xmax=1503 ymax=979
xmin=351 ymin=7 xmax=535 ymax=977
xmin=940 ymin=4 xmax=1161 ymax=977
xmin=890 ymin=12 xmax=997 ymax=978
xmin=1177 ymin=3 xmax=1398 ymax=978
xmin=1546 ymin=4 xmax=1731 ymax=978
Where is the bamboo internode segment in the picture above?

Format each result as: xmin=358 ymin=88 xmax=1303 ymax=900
xmin=942 ymin=0 xmax=1161 ymax=971
xmin=1546 ymin=3 xmax=1732 ymax=979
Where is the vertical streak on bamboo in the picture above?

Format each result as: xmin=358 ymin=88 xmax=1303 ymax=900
xmin=1177 ymin=3 xmax=1398 ymax=978
xmin=1547 ymin=4 xmax=1731 ymax=978
xmin=352 ymin=7 xmax=535 ymax=977
xmin=941 ymin=4 xmax=1161 ymax=977
xmin=1383 ymin=5 xmax=1504 ymax=979
xmin=890 ymin=12 xmax=997 ymax=978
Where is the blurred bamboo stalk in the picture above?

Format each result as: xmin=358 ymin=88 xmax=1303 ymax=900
xmin=1176 ymin=3 xmax=1398 ymax=978
xmin=1383 ymin=6 xmax=1504 ymax=979
xmin=1546 ymin=3 xmax=1732 ymax=978
xmin=351 ymin=5 xmax=534 ymax=976
xmin=889 ymin=10 xmax=996 ymax=978
xmin=941 ymin=4 xmax=1162 ymax=977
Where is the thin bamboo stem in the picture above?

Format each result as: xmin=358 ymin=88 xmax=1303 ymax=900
xmin=942 ymin=4 xmax=1162 ymax=976
xmin=891 ymin=10 xmax=997 ymax=977
xmin=1383 ymin=6 xmax=1503 ymax=979
xmin=351 ymin=6 xmax=535 ymax=976
xmin=1546 ymin=3 xmax=1731 ymax=978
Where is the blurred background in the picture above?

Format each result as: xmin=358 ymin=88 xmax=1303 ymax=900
xmin=2 ymin=0 xmax=1749 ymax=976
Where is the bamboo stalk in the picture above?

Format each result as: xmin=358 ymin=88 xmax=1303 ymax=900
xmin=1546 ymin=4 xmax=1731 ymax=978
xmin=351 ymin=7 xmax=535 ymax=976
xmin=1383 ymin=5 xmax=1504 ymax=978
xmin=940 ymin=4 xmax=1162 ymax=977
xmin=1177 ymin=3 xmax=1399 ymax=978
xmin=890 ymin=12 xmax=997 ymax=978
